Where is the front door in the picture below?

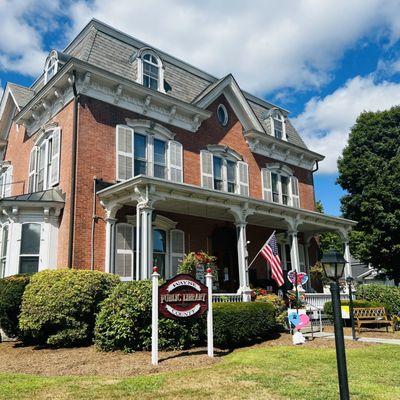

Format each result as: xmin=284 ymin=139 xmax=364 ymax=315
xmin=212 ymin=226 xmax=238 ymax=292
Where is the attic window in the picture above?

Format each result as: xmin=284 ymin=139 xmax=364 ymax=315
xmin=44 ymin=51 xmax=59 ymax=84
xmin=137 ymin=49 xmax=165 ymax=93
xmin=269 ymin=109 xmax=287 ymax=141
xmin=217 ymin=104 xmax=228 ymax=126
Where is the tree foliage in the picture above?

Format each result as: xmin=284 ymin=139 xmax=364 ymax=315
xmin=337 ymin=106 xmax=400 ymax=284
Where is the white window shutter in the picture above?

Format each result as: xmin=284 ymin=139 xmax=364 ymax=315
xmin=237 ymin=161 xmax=249 ymax=196
xmin=168 ymin=140 xmax=183 ymax=183
xmin=115 ymin=223 xmax=134 ymax=278
xmin=4 ymin=167 xmax=12 ymax=197
xmin=170 ymin=229 xmax=185 ymax=277
xmin=28 ymin=147 xmax=38 ymax=193
xmin=50 ymin=128 xmax=61 ymax=186
xmin=200 ymin=150 xmax=214 ymax=189
xmin=116 ymin=125 xmax=134 ymax=181
xmin=291 ymin=176 xmax=300 ymax=208
xmin=261 ymin=168 xmax=273 ymax=201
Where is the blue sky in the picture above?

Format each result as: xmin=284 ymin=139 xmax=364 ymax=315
xmin=2 ymin=1 xmax=400 ymax=216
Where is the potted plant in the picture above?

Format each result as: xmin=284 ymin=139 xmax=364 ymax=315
xmin=178 ymin=251 xmax=217 ymax=284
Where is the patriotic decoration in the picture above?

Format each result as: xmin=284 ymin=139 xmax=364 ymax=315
xmin=260 ymin=232 xmax=285 ymax=287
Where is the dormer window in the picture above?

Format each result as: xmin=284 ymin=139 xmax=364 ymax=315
xmin=268 ymin=109 xmax=287 ymax=141
xmin=136 ymin=49 xmax=165 ymax=93
xmin=44 ymin=51 xmax=59 ymax=84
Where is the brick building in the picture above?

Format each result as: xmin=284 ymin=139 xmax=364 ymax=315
xmin=0 ymin=20 xmax=355 ymax=297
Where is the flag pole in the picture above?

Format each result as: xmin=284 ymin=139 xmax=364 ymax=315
xmin=246 ymin=230 xmax=275 ymax=271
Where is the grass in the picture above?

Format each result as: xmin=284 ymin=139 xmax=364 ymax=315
xmin=0 ymin=343 xmax=399 ymax=399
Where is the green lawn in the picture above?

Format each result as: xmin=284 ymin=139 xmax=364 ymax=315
xmin=0 ymin=343 xmax=399 ymax=399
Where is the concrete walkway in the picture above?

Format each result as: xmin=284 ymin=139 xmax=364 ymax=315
xmin=305 ymin=331 xmax=400 ymax=345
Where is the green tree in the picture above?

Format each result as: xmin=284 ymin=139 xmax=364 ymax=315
xmin=337 ymin=106 xmax=400 ymax=285
xmin=315 ymin=200 xmax=343 ymax=254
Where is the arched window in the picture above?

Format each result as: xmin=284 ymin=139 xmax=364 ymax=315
xmin=19 ymin=223 xmax=41 ymax=274
xmin=136 ymin=49 xmax=165 ymax=92
xmin=261 ymin=163 xmax=300 ymax=207
xmin=44 ymin=51 xmax=59 ymax=84
xmin=200 ymin=145 xmax=249 ymax=196
xmin=28 ymin=127 xmax=61 ymax=192
xmin=267 ymin=108 xmax=287 ymax=141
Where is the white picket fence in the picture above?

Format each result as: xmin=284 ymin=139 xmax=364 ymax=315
xmin=304 ymin=293 xmax=350 ymax=310
xmin=212 ymin=293 xmax=243 ymax=303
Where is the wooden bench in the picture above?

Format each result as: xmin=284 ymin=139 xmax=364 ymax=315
xmin=353 ymin=307 xmax=395 ymax=333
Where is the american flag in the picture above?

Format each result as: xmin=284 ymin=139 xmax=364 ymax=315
xmin=260 ymin=232 xmax=285 ymax=287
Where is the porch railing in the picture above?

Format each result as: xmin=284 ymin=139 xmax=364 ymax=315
xmin=212 ymin=293 xmax=243 ymax=303
xmin=304 ymin=292 xmax=350 ymax=310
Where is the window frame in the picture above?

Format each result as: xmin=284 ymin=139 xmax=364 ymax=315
xmin=28 ymin=128 xmax=61 ymax=193
xmin=116 ymin=124 xmax=182 ymax=184
xmin=261 ymin=165 xmax=300 ymax=208
xmin=136 ymin=50 xmax=165 ymax=93
xmin=19 ymin=222 xmax=41 ymax=274
xmin=0 ymin=165 xmax=12 ymax=198
xmin=217 ymin=104 xmax=229 ymax=126
xmin=44 ymin=51 xmax=59 ymax=85
xmin=269 ymin=109 xmax=287 ymax=141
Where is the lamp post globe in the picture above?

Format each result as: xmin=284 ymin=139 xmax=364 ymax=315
xmin=321 ymin=250 xmax=350 ymax=400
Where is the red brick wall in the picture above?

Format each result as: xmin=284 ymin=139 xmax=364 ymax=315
xmin=3 ymin=102 xmax=75 ymax=268
xmin=72 ymin=95 xmax=316 ymax=269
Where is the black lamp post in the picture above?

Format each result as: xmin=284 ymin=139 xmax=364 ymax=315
xmin=346 ymin=276 xmax=357 ymax=341
xmin=321 ymin=250 xmax=350 ymax=400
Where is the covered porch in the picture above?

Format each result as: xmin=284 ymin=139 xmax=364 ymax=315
xmin=97 ymin=176 xmax=356 ymax=301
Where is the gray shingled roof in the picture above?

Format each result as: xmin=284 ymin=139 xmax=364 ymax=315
xmin=40 ymin=20 xmax=309 ymax=151
xmin=8 ymin=83 xmax=35 ymax=109
xmin=1 ymin=188 xmax=65 ymax=203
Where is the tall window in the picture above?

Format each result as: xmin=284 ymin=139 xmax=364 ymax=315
xmin=0 ymin=225 xmax=8 ymax=278
xmin=44 ymin=52 xmax=59 ymax=84
xmin=114 ymin=222 xmax=184 ymax=280
xmin=262 ymin=167 xmax=300 ymax=207
xmin=269 ymin=109 xmax=286 ymax=141
xmin=116 ymin=125 xmax=182 ymax=183
xmin=143 ymin=53 xmax=159 ymax=90
xmin=201 ymin=149 xmax=249 ymax=196
xmin=153 ymin=229 xmax=167 ymax=277
xmin=19 ymin=223 xmax=41 ymax=274
xmin=28 ymin=129 xmax=61 ymax=193
xmin=0 ymin=166 xmax=12 ymax=198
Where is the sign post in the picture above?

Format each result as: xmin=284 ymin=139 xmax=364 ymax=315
xmin=205 ymin=268 xmax=214 ymax=357
xmin=151 ymin=266 xmax=160 ymax=366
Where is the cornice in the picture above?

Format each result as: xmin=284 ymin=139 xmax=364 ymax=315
xmin=14 ymin=59 xmax=212 ymax=136
xmin=244 ymin=129 xmax=324 ymax=171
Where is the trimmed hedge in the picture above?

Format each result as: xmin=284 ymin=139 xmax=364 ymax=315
xmin=19 ymin=269 xmax=120 ymax=347
xmin=213 ymin=302 xmax=275 ymax=349
xmin=357 ymin=284 xmax=400 ymax=315
xmin=0 ymin=274 xmax=32 ymax=338
xmin=323 ymin=300 xmax=378 ymax=320
xmin=94 ymin=281 xmax=205 ymax=352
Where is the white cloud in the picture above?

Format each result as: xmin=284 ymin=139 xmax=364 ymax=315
xmin=293 ymin=76 xmax=400 ymax=174
xmin=0 ymin=0 xmax=63 ymax=76
xmin=68 ymin=0 xmax=400 ymax=94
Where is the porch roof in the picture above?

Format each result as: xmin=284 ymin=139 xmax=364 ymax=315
xmin=97 ymin=176 xmax=356 ymax=235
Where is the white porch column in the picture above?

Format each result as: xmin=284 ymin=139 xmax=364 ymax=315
xmin=140 ymin=205 xmax=153 ymax=280
xmin=289 ymin=229 xmax=301 ymax=273
xmin=236 ymin=222 xmax=251 ymax=300
xmin=135 ymin=203 xmax=141 ymax=280
xmin=105 ymin=217 xmax=117 ymax=274
xmin=344 ymin=239 xmax=352 ymax=278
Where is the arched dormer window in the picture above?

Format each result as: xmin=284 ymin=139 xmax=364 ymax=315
xmin=267 ymin=108 xmax=287 ymax=141
xmin=44 ymin=50 xmax=59 ymax=84
xmin=261 ymin=163 xmax=300 ymax=207
xmin=200 ymin=145 xmax=249 ymax=196
xmin=136 ymin=48 xmax=165 ymax=93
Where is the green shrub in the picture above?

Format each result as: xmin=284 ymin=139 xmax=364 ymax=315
xmin=213 ymin=302 xmax=275 ymax=349
xmin=323 ymin=299 xmax=378 ymax=320
xmin=94 ymin=281 xmax=205 ymax=352
xmin=19 ymin=269 xmax=120 ymax=347
xmin=0 ymin=274 xmax=32 ymax=338
xmin=255 ymin=294 xmax=287 ymax=329
xmin=356 ymin=284 xmax=400 ymax=315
